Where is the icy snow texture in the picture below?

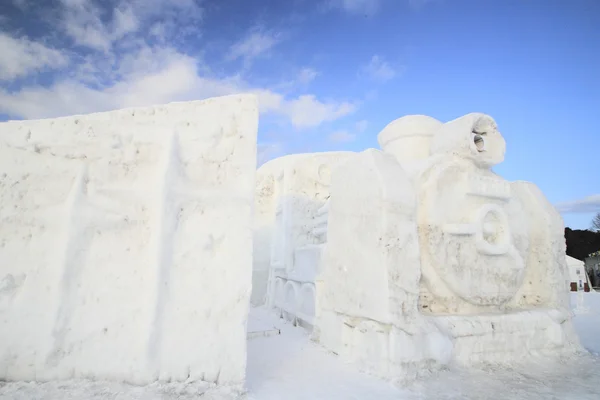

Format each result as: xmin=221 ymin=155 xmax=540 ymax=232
xmin=377 ymin=114 xmax=442 ymax=163
xmin=3 ymin=293 xmax=599 ymax=399
xmin=253 ymin=113 xmax=582 ymax=383
xmin=316 ymin=149 xmax=451 ymax=381
xmin=0 ymin=94 xmax=258 ymax=387
xmin=251 ymin=152 xmax=354 ymax=320
xmin=315 ymin=113 xmax=581 ymax=381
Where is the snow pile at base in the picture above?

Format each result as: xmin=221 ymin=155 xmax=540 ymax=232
xmin=246 ymin=297 xmax=600 ymax=400
xmin=0 ymin=380 xmax=241 ymax=400
xmin=0 ymin=94 xmax=258 ymax=387
xmin=572 ymin=291 xmax=600 ymax=355
xmin=1 ymin=292 xmax=599 ymax=399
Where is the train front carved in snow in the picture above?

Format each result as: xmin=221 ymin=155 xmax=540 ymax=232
xmin=253 ymin=112 xmax=580 ymax=382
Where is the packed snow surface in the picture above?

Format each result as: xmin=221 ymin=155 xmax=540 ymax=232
xmin=0 ymin=94 xmax=258 ymax=387
xmin=2 ymin=292 xmax=599 ymax=399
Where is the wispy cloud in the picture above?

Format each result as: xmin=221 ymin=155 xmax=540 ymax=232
xmin=328 ymin=119 xmax=369 ymax=143
xmin=361 ymin=55 xmax=398 ymax=82
xmin=270 ymin=67 xmax=320 ymax=92
xmin=0 ymin=33 xmax=69 ymax=80
xmin=54 ymin=0 xmax=203 ymax=52
xmin=0 ymin=0 xmax=358 ymax=131
xmin=297 ymin=68 xmax=319 ymax=84
xmin=279 ymin=95 xmax=357 ymax=129
xmin=555 ymin=194 xmax=600 ymax=214
xmin=112 ymin=4 xmax=140 ymax=39
xmin=227 ymin=28 xmax=282 ymax=64
xmin=0 ymin=53 xmax=357 ymax=129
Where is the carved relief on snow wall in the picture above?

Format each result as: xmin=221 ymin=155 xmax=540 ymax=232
xmin=253 ymin=152 xmax=353 ymax=327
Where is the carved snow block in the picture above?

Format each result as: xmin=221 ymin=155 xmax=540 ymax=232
xmin=254 ymin=152 xmax=353 ymax=326
xmin=0 ymin=94 xmax=258 ymax=387
xmin=417 ymin=112 xmax=581 ymax=362
xmin=316 ymin=149 xmax=442 ymax=381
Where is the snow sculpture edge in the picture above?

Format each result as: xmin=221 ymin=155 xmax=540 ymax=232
xmin=0 ymin=94 xmax=258 ymax=388
xmin=254 ymin=111 xmax=583 ymax=384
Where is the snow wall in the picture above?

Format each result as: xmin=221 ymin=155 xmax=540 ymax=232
xmin=0 ymin=94 xmax=258 ymax=386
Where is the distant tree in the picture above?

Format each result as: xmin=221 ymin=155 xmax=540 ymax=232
xmin=565 ymin=227 xmax=600 ymax=260
xmin=593 ymin=213 xmax=600 ymax=232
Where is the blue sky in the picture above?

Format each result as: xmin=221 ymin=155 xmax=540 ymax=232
xmin=0 ymin=0 xmax=598 ymax=229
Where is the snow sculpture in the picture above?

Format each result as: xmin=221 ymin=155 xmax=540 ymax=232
xmin=377 ymin=114 xmax=442 ymax=163
xmin=315 ymin=113 xmax=580 ymax=382
xmin=418 ymin=114 xmax=527 ymax=313
xmin=252 ymin=152 xmax=353 ymax=328
xmin=0 ymin=94 xmax=258 ymax=387
xmin=315 ymin=149 xmax=450 ymax=380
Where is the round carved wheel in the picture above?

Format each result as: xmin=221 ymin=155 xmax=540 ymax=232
xmin=418 ymin=160 xmax=527 ymax=307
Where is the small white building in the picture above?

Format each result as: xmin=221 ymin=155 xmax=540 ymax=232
xmin=567 ymin=255 xmax=590 ymax=292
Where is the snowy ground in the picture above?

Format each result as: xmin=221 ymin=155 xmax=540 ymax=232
xmin=2 ymin=292 xmax=600 ymax=399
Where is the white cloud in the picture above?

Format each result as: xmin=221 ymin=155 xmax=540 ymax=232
xmin=0 ymin=44 xmax=357 ymax=129
xmin=328 ymin=130 xmax=356 ymax=143
xmin=0 ymin=48 xmax=233 ymax=118
xmin=327 ymin=119 xmax=368 ymax=143
xmin=56 ymin=0 xmax=203 ymax=51
xmin=254 ymin=91 xmax=357 ymax=128
xmin=284 ymin=95 xmax=357 ymax=128
xmin=227 ymin=29 xmax=282 ymax=64
xmin=297 ymin=68 xmax=319 ymax=84
xmin=0 ymin=0 xmax=357 ymax=130
xmin=59 ymin=0 xmax=112 ymax=51
xmin=0 ymin=33 xmax=69 ymax=81
xmin=362 ymin=55 xmax=397 ymax=82
xmin=112 ymin=5 xmax=140 ymax=39
xmin=269 ymin=67 xmax=320 ymax=92
xmin=555 ymin=195 xmax=600 ymax=214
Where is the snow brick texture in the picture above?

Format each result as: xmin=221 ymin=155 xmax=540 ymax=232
xmin=0 ymin=94 xmax=258 ymax=387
